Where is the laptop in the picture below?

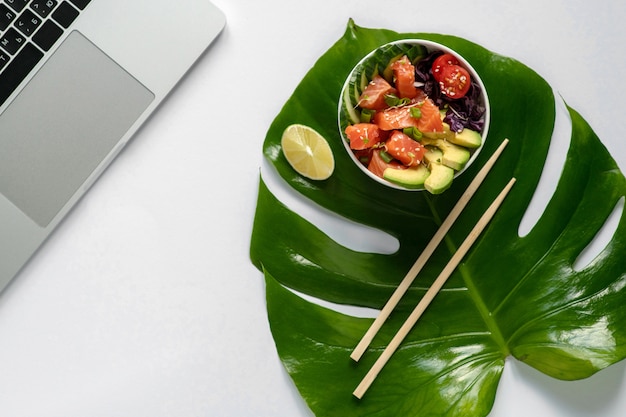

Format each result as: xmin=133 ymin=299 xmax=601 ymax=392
xmin=0 ymin=0 xmax=225 ymax=291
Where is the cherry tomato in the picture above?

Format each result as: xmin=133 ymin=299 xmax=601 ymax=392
xmin=438 ymin=64 xmax=471 ymax=99
xmin=431 ymin=53 xmax=459 ymax=82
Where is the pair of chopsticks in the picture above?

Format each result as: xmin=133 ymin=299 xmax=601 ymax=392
xmin=352 ymin=138 xmax=515 ymax=399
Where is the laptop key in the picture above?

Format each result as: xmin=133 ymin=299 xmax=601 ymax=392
xmin=31 ymin=0 xmax=59 ymax=18
xmin=68 ymin=0 xmax=90 ymax=10
xmin=15 ymin=9 xmax=42 ymax=36
xmin=0 ymin=5 xmax=17 ymax=31
xmin=0 ymin=42 xmax=43 ymax=105
xmin=5 ymin=0 xmax=29 ymax=13
xmin=51 ymin=1 xmax=79 ymax=28
xmin=0 ymin=50 xmax=10 ymax=71
xmin=0 ymin=27 xmax=27 ymax=55
xmin=32 ymin=19 xmax=63 ymax=51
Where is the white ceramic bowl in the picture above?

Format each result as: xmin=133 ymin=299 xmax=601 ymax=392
xmin=338 ymin=39 xmax=490 ymax=191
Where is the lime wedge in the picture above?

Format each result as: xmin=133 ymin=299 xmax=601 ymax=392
xmin=281 ymin=124 xmax=335 ymax=180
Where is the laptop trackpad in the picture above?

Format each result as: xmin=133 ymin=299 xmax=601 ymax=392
xmin=0 ymin=31 xmax=154 ymax=227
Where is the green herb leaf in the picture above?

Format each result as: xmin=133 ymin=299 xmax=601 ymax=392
xmin=250 ymin=19 xmax=626 ymax=417
xmin=403 ymin=126 xmax=422 ymax=140
xmin=360 ymin=108 xmax=375 ymax=123
xmin=384 ymin=94 xmax=410 ymax=107
xmin=379 ymin=149 xmax=393 ymax=163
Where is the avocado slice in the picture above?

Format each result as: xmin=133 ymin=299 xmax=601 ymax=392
xmin=449 ymin=128 xmax=482 ymax=149
xmin=424 ymin=148 xmax=454 ymax=194
xmin=383 ymin=164 xmax=430 ymax=189
xmin=424 ymin=147 xmax=444 ymax=165
xmin=437 ymin=140 xmax=470 ymax=171
xmin=421 ymin=138 xmax=470 ymax=171
xmin=422 ymin=122 xmax=455 ymax=141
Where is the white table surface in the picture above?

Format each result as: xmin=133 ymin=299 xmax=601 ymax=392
xmin=0 ymin=1 xmax=625 ymax=416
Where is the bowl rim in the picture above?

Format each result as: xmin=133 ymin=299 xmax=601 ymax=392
xmin=337 ymin=38 xmax=491 ymax=191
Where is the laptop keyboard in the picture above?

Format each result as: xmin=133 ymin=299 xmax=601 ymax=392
xmin=0 ymin=0 xmax=91 ymax=106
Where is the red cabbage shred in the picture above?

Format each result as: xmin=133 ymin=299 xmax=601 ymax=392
xmin=415 ymin=52 xmax=486 ymax=133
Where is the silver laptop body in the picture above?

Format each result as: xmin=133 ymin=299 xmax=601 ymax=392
xmin=0 ymin=0 xmax=226 ymax=291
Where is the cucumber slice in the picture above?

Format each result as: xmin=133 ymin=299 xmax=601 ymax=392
xmin=342 ymin=86 xmax=361 ymax=125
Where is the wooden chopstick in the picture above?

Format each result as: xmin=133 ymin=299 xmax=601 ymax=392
xmin=350 ymin=139 xmax=510 ymax=362
xmin=353 ymin=177 xmax=517 ymax=399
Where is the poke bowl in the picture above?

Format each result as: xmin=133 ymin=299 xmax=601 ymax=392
xmin=338 ymin=39 xmax=490 ymax=194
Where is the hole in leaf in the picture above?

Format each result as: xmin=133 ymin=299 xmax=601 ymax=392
xmin=262 ymin=158 xmax=400 ymax=255
xmin=288 ymin=285 xmax=379 ymax=319
xmin=573 ymin=196 xmax=624 ymax=272
xmin=519 ymin=95 xmax=572 ymax=237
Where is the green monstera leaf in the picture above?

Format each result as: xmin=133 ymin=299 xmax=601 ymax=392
xmin=250 ymin=20 xmax=626 ymax=417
